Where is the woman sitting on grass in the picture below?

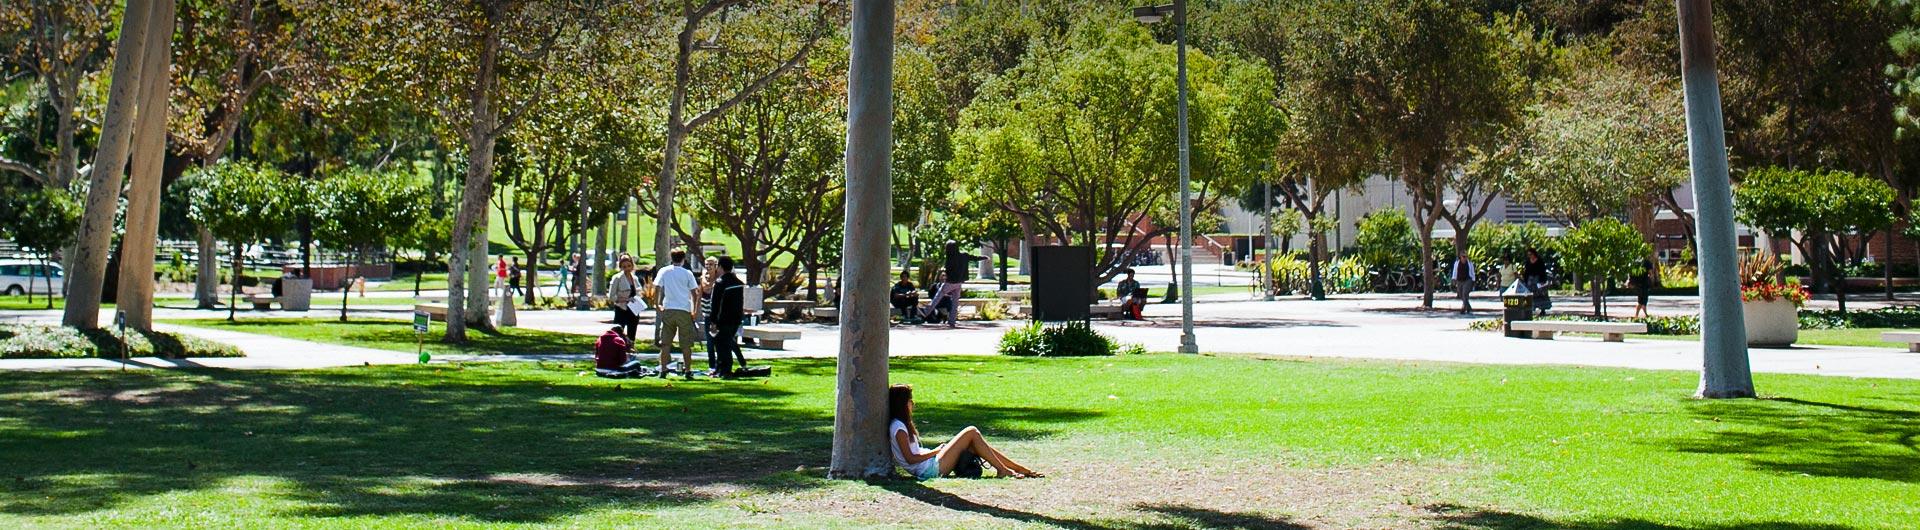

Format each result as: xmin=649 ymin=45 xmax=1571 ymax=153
xmin=889 ymin=384 xmax=1043 ymax=479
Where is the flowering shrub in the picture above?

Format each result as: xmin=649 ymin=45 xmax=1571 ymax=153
xmin=1737 ymin=253 xmax=1808 ymax=307
xmin=1740 ymin=281 xmax=1809 ymax=306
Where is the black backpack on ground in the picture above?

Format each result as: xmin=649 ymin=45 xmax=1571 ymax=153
xmin=951 ymin=449 xmax=985 ymax=479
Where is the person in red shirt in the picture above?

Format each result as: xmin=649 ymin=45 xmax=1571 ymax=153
xmin=594 ymin=326 xmax=645 ymax=377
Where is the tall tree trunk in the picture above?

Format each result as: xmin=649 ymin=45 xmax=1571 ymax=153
xmin=592 ymin=221 xmax=608 ymax=296
xmin=830 ymin=0 xmax=895 ymax=480
xmin=1677 ymin=0 xmax=1753 ymax=398
xmin=63 ymin=0 xmax=155 ymax=329
xmin=115 ymin=0 xmax=176 ymax=332
xmin=465 ymin=215 xmax=491 ymax=330
xmin=446 ymin=17 xmax=503 ymax=343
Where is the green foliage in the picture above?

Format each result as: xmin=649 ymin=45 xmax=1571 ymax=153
xmin=1798 ymin=306 xmax=1920 ymax=330
xmin=953 ymin=21 xmax=1282 ymax=278
xmin=1353 ymin=210 xmax=1418 ymax=270
xmin=0 ymin=185 xmax=81 ymax=256
xmin=1735 ymin=167 xmax=1897 ymax=240
xmin=1506 ymin=46 xmax=1686 ymax=224
xmin=313 ymin=168 xmax=428 ymax=253
xmin=997 ymin=321 xmax=1120 ymax=357
xmin=1468 ymin=222 xmax=1553 ymax=267
xmin=181 ymin=160 xmax=298 ymax=246
xmin=1556 ymin=218 xmax=1651 ymax=288
xmin=0 ymin=324 xmax=242 ymax=359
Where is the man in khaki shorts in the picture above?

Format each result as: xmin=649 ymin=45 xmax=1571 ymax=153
xmin=652 ymin=249 xmax=701 ymax=380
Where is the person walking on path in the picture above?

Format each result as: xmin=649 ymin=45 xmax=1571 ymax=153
xmin=1451 ymin=254 xmax=1475 ymax=314
xmin=1523 ymin=248 xmax=1552 ymax=316
xmin=555 ymin=253 xmax=575 ymax=298
xmin=608 ymin=255 xmax=643 ymax=344
xmin=507 ymin=257 xmax=523 ymax=297
xmin=705 ymin=255 xmax=747 ymax=378
xmin=653 ymin=249 xmax=701 ymax=379
xmin=1630 ymin=257 xmax=1654 ymax=318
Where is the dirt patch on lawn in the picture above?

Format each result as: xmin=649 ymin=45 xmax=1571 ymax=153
xmin=725 ymin=455 xmax=1483 ymax=529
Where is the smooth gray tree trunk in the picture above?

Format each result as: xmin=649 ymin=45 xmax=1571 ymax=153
xmin=830 ymin=0 xmax=896 ymax=480
xmin=115 ymin=0 xmax=176 ymax=331
xmin=63 ymin=0 xmax=153 ymax=329
xmin=1677 ymin=0 xmax=1754 ymax=399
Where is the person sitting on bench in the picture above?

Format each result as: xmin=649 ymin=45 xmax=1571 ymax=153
xmin=920 ymin=271 xmax=963 ymax=327
xmin=1125 ymin=287 xmax=1149 ymax=320
xmin=1116 ymin=269 xmax=1146 ymax=320
xmin=891 ymin=271 xmax=921 ymax=323
xmin=594 ymin=326 xmax=649 ymax=378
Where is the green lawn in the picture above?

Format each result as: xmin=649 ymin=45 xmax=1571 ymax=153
xmin=0 ymin=354 xmax=1913 ymax=528
xmin=0 ymin=295 xmax=204 ymax=311
xmin=161 ymin=318 xmax=625 ymax=356
xmin=1629 ymin=328 xmax=1911 ymax=349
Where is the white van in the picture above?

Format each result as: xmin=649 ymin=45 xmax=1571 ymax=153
xmin=0 ymin=260 xmax=63 ymax=296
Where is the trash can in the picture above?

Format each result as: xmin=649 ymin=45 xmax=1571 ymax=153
xmin=1501 ymin=280 xmax=1532 ymax=338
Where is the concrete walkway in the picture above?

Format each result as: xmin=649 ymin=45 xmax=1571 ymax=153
xmin=5 ymin=291 xmax=1919 ymax=379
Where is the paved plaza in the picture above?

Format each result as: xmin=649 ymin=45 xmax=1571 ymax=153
xmin=6 ymin=289 xmax=1918 ymax=380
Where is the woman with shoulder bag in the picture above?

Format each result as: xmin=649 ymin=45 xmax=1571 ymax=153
xmin=609 ymin=255 xmax=644 ymax=344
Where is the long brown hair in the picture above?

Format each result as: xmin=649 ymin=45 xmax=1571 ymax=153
xmin=888 ymin=384 xmax=917 ymax=438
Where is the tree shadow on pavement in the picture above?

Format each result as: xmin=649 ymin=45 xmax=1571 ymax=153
xmin=0 ymin=357 xmax=1101 ymax=524
xmin=1668 ymin=396 xmax=1919 ymax=484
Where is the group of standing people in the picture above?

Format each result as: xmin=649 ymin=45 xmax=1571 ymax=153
xmin=597 ymin=249 xmax=752 ymax=380
xmin=1449 ymin=248 xmax=1654 ymax=317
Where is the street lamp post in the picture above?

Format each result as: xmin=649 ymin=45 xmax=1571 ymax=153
xmin=1133 ymin=0 xmax=1197 ymax=354
xmin=1264 ymin=180 xmax=1273 ymax=301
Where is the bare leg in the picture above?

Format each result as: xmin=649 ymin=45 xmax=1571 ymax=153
xmin=938 ymin=426 xmax=1038 ymax=477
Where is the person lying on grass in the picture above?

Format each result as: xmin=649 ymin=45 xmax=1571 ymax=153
xmin=889 ymin=384 xmax=1043 ymax=479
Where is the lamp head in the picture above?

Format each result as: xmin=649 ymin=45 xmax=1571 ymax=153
xmin=1131 ymin=4 xmax=1174 ymax=24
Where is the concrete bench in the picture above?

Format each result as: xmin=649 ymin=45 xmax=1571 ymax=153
xmin=742 ymin=326 xmax=802 ymax=350
xmin=415 ymin=303 xmax=449 ymax=322
xmin=811 ymin=307 xmax=839 ymax=321
xmin=246 ymin=294 xmax=277 ymax=310
xmin=916 ymin=298 xmax=998 ymax=320
xmin=1509 ymin=321 xmax=1647 ymax=342
xmin=1881 ymin=331 xmax=1920 ymax=352
xmin=1088 ymin=304 xmax=1123 ymax=319
xmin=996 ymin=291 xmax=1031 ymax=302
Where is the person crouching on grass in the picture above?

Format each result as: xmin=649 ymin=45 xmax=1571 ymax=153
xmin=889 ymin=384 xmax=1042 ymax=479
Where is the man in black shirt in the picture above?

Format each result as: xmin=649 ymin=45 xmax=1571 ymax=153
xmin=890 ymin=271 xmax=920 ymax=323
xmin=705 ymin=256 xmax=748 ymax=378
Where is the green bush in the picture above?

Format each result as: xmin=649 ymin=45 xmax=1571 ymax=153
xmin=1354 ymin=211 xmax=1418 ymax=270
xmin=0 ymin=324 xmax=243 ymax=359
xmin=1798 ymin=306 xmax=1920 ymax=329
xmin=998 ymin=321 xmax=1124 ymax=357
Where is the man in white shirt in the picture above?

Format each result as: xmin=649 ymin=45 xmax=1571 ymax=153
xmin=653 ymin=249 xmax=701 ymax=379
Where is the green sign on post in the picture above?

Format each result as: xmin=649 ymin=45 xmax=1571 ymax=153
xmin=414 ymin=311 xmax=430 ymax=364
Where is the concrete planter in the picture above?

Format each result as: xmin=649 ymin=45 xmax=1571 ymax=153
xmin=1741 ymin=298 xmax=1797 ymax=347
xmin=279 ymin=278 xmax=313 ymax=311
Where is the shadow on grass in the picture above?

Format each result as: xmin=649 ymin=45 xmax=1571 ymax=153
xmin=0 ymin=357 xmax=1100 ymax=523
xmin=186 ymin=318 xmax=610 ymax=355
xmin=1670 ymin=396 xmax=1919 ymax=484
xmin=876 ymin=480 xmax=1311 ymax=530
xmin=1422 ymin=503 xmax=1858 ymax=529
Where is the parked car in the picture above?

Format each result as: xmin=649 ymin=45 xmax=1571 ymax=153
xmin=0 ymin=260 xmax=64 ymax=296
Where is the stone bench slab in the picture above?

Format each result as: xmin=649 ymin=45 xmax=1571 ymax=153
xmin=743 ymin=326 xmax=802 ymax=350
xmin=1508 ymin=321 xmax=1647 ymax=342
xmin=1881 ymin=331 xmax=1920 ymax=352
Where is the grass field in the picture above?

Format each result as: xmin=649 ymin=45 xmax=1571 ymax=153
xmin=0 ymin=354 xmax=1912 ymax=528
xmin=1604 ymin=328 xmax=1911 ymax=349
xmin=161 ymin=318 xmax=618 ymax=356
